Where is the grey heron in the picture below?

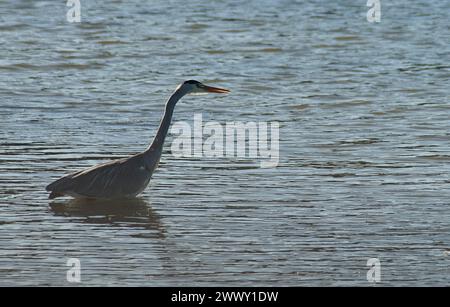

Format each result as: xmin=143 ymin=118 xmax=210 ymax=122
xmin=46 ymin=80 xmax=230 ymax=199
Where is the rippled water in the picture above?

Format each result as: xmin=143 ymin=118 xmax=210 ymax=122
xmin=0 ymin=0 xmax=449 ymax=286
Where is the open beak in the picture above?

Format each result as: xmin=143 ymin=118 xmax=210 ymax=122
xmin=202 ymin=84 xmax=230 ymax=94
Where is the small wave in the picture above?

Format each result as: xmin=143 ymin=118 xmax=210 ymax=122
xmin=96 ymin=40 xmax=128 ymax=45
xmin=0 ymin=24 xmax=27 ymax=31
xmin=0 ymin=62 xmax=105 ymax=71
xmin=321 ymin=99 xmax=371 ymax=108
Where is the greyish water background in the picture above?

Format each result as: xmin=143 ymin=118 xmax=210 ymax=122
xmin=0 ymin=0 xmax=449 ymax=286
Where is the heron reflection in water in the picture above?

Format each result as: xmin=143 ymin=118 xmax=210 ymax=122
xmin=46 ymin=80 xmax=229 ymax=199
xmin=49 ymin=198 xmax=165 ymax=238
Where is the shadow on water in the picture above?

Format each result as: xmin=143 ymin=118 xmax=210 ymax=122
xmin=48 ymin=198 xmax=165 ymax=238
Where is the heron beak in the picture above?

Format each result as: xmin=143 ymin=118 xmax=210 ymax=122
xmin=202 ymin=84 xmax=230 ymax=94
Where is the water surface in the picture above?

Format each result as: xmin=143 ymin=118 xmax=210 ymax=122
xmin=0 ymin=0 xmax=449 ymax=286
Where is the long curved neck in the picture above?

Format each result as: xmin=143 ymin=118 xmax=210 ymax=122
xmin=146 ymin=88 xmax=186 ymax=153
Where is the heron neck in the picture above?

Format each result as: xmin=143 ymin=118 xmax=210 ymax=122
xmin=146 ymin=88 xmax=185 ymax=153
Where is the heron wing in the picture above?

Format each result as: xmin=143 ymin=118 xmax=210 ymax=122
xmin=46 ymin=154 xmax=152 ymax=198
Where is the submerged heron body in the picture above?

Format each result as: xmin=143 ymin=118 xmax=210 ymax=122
xmin=46 ymin=80 xmax=229 ymax=199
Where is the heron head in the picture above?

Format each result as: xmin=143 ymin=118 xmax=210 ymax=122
xmin=179 ymin=80 xmax=230 ymax=95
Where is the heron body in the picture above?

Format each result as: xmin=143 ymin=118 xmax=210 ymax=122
xmin=46 ymin=80 xmax=229 ymax=199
